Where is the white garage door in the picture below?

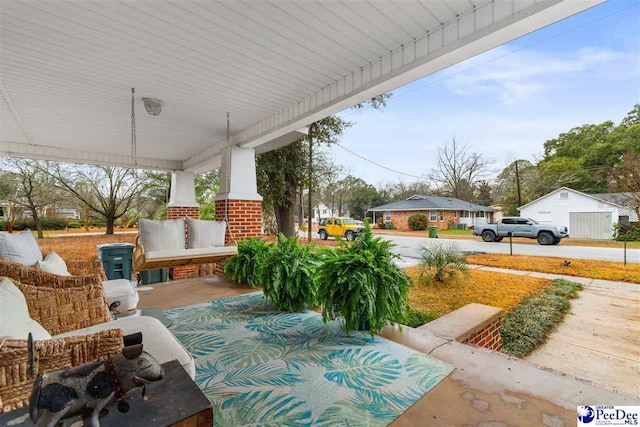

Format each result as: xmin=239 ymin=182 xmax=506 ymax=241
xmin=569 ymin=212 xmax=612 ymax=239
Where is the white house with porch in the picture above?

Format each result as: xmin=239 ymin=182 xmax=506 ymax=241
xmin=1 ymin=0 xmax=603 ymax=274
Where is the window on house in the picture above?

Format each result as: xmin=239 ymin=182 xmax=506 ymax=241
xmin=560 ymin=191 xmax=569 ymax=200
xmin=454 ymin=210 xmax=458 ymax=219
xmin=322 ymin=208 xmax=327 ymax=214
xmin=385 ymin=211 xmax=391 ymax=221
xmin=439 ymin=211 xmax=444 ymax=221
xmin=429 ymin=210 xmax=436 ymax=221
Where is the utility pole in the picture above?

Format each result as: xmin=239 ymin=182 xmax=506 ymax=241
xmin=515 ymin=160 xmax=522 ymax=207
xmin=307 ymin=123 xmax=314 ymax=242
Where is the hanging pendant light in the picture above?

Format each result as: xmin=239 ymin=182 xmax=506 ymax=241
xmin=142 ymin=98 xmax=163 ymax=116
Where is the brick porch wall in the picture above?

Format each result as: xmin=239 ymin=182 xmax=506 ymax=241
xmin=167 ymin=205 xmax=200 ymax=280
xmin=464 ymin=317 xmax=504 ymax=351
xmin=390 ymin=210 xmax=460 ymax=230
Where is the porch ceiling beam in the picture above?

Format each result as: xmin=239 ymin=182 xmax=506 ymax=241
xmin=186 ymin=0 xmax=602 ymax=161
xmin=184 ymin=127 xmax=308 ymax=173
xmin=0 ymin=140 xmax=182 ymax=171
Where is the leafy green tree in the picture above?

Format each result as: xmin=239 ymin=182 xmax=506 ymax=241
xmin=258 ymin=95 xmax=390 ymax=237
xmin=538 ymin=105 xmax=639 ymax=193
xmin=494 ymin=160 xmax=539 ymax=214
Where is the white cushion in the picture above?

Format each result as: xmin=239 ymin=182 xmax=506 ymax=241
xmin=146 ymin=246 xmax=238 ymax=260
xmin=54 ymin=316 xmax=195 ymax=379
xmin=35 ymin=251 xmax=70 ymax=276
xmin=0 ymin=277 xmax=51 ymax=340
xmin=185 ymin=217 xmax=226 ymax=248
xmin=102 ymin=279 xmax=139 ymax=312
xmin=0 ymin=230 xmax=43 ymax=266
xmin=139 ymin=218 xmax=186 ymax=252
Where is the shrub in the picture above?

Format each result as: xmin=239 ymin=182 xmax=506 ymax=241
xmin=66 ymin=221 xmax=83 ymax=229
xmin=317 ymin=223 xmax=411 ymax=334
xmin=418 ymin=242 xmax=468 ymax=283
xmin=259 ymin=234 xmax=320 ymax=312
xmin=408 ymin=213 xmax=428 ymax=231
xmin=223 ymin=238 xmax=270 ymax=287
xmin=40 ymin=217 xmax=67 ymax=230
xmin=404 ymin=307 xmax=438 ymax=328
xmin=90 ymin=216 xmax=107 ymax=227
xmin=613 ymin=223 xmax=640 ymax=241
xmin=0 ymin=221 xmax=5 ymax=231
xmin=501 ymin=279 xmax=583 ymax=357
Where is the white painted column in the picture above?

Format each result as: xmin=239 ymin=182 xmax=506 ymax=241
xmin=215 ymin=146 xmax=262 ymax=202
xmin=168 ymin=171 xmax=199 ymax=208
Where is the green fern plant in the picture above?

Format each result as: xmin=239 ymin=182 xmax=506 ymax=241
xmin=259 ymin=234 xmax=320 ymax=312
xmin=317 ymin=221 xmax=411 ymax=334
xmin=419 ymin=242 xmax=468 ymax=283
xmin=223 ymin=238 xmax=270 ymax=287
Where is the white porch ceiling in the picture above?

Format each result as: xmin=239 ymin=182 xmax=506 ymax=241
xmin=0 ymin=0 xmax=602 ymax=172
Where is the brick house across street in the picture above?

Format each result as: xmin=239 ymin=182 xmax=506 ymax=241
xmin=370 ymin=195 xmax=496 ymax=230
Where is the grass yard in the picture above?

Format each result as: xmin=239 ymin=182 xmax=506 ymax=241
xmin=404 ymin=266 xmax=550 ymax=318
xmin=467 ymin=253 xmax=640 ymax=284
xmin=39 ymin=234 xmax=136 ymax=261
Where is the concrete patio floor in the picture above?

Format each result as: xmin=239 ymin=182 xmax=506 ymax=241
xmin=139 ymin=275 xmax=639 ymax=426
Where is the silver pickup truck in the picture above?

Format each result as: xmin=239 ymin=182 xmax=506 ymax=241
xmin=472 ymin=217 xmax=568 ymax=245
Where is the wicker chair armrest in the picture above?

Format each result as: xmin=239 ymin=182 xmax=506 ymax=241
xmin=10 ymin=279 xmax=112 ymax=336
xmin=0 ymin=258 xmax=104 ymax=289
xmin=0 ymin=329 xmax=124 ymax=412
xmin=65 ymin=259 xmax=107 ymax=281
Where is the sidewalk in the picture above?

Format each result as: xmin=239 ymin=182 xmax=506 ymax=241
xmin=466 ymin=265 xmax=639 ymax=397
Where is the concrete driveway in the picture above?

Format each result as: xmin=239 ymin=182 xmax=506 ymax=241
xmin=382 ymin=235 xmax=640 ymax=263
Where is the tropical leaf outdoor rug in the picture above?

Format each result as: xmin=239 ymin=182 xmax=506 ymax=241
xmin=165 ymin=292 xmax=454 ymax=426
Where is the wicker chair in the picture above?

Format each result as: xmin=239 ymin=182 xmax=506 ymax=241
xmin=0 ymin=257 xmax=106 ymax=290
xmin=0 ymin=277 xmax=124 ymax=412
xmin=0 ymin=330 xmax=123 ymax=412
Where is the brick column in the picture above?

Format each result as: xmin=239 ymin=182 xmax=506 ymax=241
xmin=167 ymin=205 xmax=200 ymax=280
xmin=166 ymin=171 xmax=200 ymax=280
xmin=214 ymin=199 xmax=262 ymax=241
xmin=214 ymin=146 xmax=263 ymax=274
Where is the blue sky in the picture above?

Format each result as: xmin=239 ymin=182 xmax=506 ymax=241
xmin=329 ymin=0 xmax=640 ymax=187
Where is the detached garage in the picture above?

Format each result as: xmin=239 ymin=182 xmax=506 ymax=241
xmin=519 ymin=187 xmax=639 ymax=240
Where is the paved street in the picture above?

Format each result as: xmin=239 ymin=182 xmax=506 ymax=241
xmin=381 ymin=235 xmax=640 ymax=263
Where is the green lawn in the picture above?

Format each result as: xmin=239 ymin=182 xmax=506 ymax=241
xmin=437 ymin=229 xmax=473 ymax=236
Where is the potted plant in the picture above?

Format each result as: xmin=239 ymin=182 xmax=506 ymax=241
xmin=223 ymin=238 xmax=270 ymax=287
xmin=259 ymin=234 xmax=320 ymax=312
xmin=317 ymin=221 xmax=411 ymax=334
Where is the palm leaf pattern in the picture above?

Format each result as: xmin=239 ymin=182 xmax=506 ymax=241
xmin=166 ymin=292 xmax=453 ymax=426
xmin=321 ymin=348 xmax=402 ymax=389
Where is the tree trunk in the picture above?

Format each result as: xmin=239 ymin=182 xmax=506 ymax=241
xmin=32 ymin=207 xmax=43 ymax=239
xmin=298 ymin=191 xmax=303 ymax=230
xmin=275 ymin=205 xmax=296 ymax=237
xmin=105 ymin=213 xmax=115 ymax=235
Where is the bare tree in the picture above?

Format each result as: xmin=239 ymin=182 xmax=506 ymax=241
xmin=430 ymin=138 xmax=493 ymax=200
xmin=1 ymin=158 xmax=62 ymax=238
xmin=44 ymin=163 xmax=146 ymax=235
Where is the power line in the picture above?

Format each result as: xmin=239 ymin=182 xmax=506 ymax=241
xmin=340 ymin=2 xmax=640 ymax=119
xmin=333 ymin=142 xmax=427 ymax=180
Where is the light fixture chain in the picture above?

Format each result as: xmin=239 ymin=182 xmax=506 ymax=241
xmin=131 ymin=88 xmax=137 ymax=171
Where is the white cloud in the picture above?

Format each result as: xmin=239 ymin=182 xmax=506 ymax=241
xmin=443 ymin=46 xmax=630 ymax=104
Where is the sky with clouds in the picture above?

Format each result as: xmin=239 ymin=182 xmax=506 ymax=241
xmin=328 ymin=0 xmax=640 ymax=188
